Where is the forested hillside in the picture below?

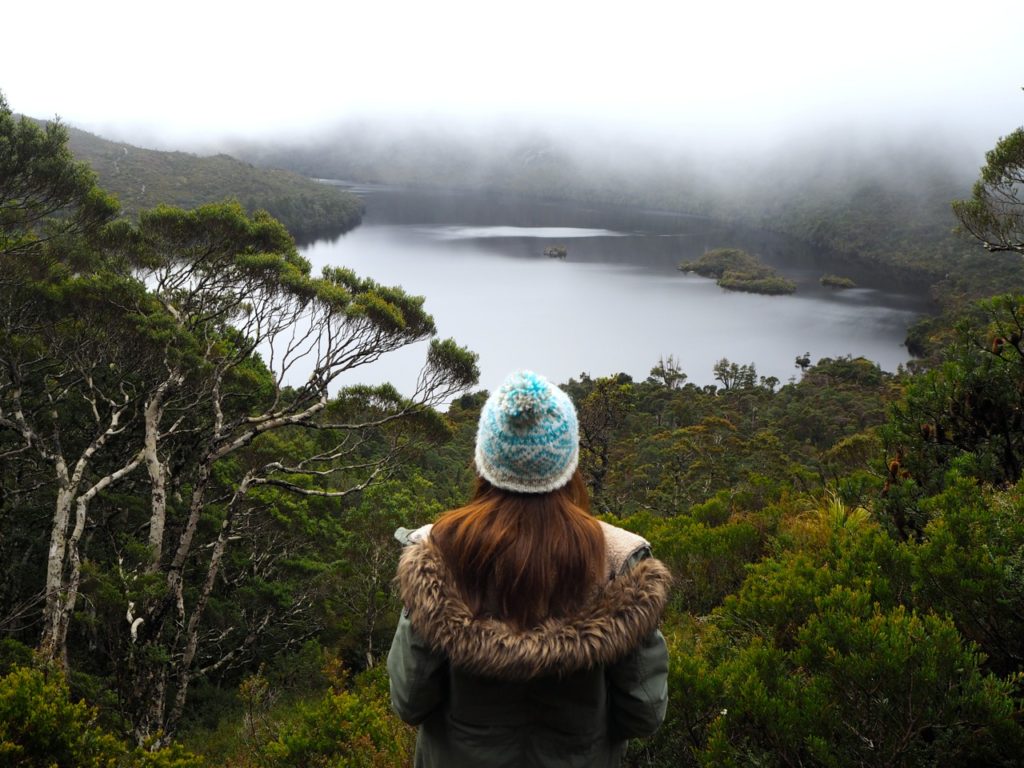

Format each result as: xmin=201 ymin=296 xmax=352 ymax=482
xmin=59 ymin=122 xmax=364 ymax=240
xmin=4 ymin=92 xmax=1024 ymax=766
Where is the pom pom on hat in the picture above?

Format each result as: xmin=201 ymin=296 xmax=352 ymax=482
xmin=475 ymin=371 xmax=579 ymax=493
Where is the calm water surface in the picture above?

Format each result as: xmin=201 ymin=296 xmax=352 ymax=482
xmin=301 ymin=184 xmax=929 ymax=393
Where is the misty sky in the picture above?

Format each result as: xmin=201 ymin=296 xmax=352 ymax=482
xmin=3 ymin=0 xmax=1022 ymax=153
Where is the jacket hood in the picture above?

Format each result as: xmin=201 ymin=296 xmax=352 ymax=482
xmin=395 ymin=537 xmax=672 ymax=681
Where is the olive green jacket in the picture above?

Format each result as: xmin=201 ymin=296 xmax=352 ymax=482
xmin=387 ymin=523 xmax=672 ymax=768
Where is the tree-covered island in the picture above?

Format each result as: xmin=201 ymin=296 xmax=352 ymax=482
xmin=678 ymin=247 xmax=797 ymax=294
xmin=820 ymin=273 xmax=857 ymax=288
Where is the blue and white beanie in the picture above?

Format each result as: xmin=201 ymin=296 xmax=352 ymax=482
xmin=475 ymin=370 xmax=580 ymax=494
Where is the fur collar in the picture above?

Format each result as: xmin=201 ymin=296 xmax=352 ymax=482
xmin=395 ymin=538 xmax=672 ymax=680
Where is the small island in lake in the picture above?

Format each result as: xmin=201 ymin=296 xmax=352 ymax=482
xmin=820 ymin=274 xmax=857 ymax=289
xmin=679 ymin=247 xmax=796 ymax=295
xmin=544 ymin=244 xmax=568 ymax=258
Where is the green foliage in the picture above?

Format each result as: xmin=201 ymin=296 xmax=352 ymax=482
xmin=425 ymin=337 xmax=481 ymax=394
xmin=0 ymin=665 xmax=204 ymax=767
xmin=722 ymin=505 xmax=910 ymax=647
xmin=569 ymin=355 xmax=895 ymax=519
xmin=702 ymin=596 xmax=1022 ymax=768
xmin=679 ymin=248 xmax=762 ymax=278
xmin=258 ymin=666 xmax=412 ymax=768
xmin=616 ymin=512 xmax=769 ymax=615
xmin=0 ymin=94 xmax=119 ymax=260
xmin=712 ymin=358 xmax=758 ymax=391
xmin=648 ymin=354 xmax=688 ymax=389
xmin=139 ymin=201 xmax=303 ymax=277
xmin=568 ymin=374 xmax=637 ymax=510
xmin=191 ymin=663 xmax=413 ymax=768
xmin=322 ymin=476 xmax=444 ymax=667
xmin=0 ymin=640 xmax=35 ymax=676
xmin=0 ymin=90 xmax=477 ymax=747
xmin=953 ymin=126 xmax=1024 ymax=255
xmin=679 ymin=248 xmax=796 ymax=295
xmin=716 ymin=270 xmax=796 ymax=295
xmin=647 ymin=502 xmax=1024 ymax=767
xmin=819 ymin=273 xmax=856 ymax=289
xmin=630 ymin=416 xmax=743 ymax=512
xmin=883 ymin=295 xmax=1024 ymax=537
xmin=910 ymin=475 xmax=1024 ymax=676
xmin=777 ymin=356 xmax=893 ymax=450
xmin=821 ymin=430 xmax=882 ymax=486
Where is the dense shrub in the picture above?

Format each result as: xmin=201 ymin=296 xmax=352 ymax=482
xmin=641 ymin=503 xmax=1024 ymax=767
xmin=0 ymin=665 xmax=203 ymax=767
xmin=909 ymin=474 xmax=1024 ymax=676
xmin=249 ymin=666 xmax=413 ymax=768
xmin=615 ymin=512 xmax=770 ymax=615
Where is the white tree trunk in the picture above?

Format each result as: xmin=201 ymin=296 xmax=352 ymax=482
xmin=144 ymin=374 xmax=180 ymax=570
xmin=40 ymin=469 xmax=73 ymax=663
xmin=39 ymin=406 xmax=137 ymax=663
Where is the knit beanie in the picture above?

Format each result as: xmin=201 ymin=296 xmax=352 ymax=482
xmin=474 ymin=371 xmax=580 ymax=494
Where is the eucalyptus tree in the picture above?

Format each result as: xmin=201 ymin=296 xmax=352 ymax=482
xmin=648 ymin=355 xmax=687 ymax=390
xmin=0 ymin=96 xmax=125 ymax=647
xmin=953 ymin=126 xmax=1024 ymax=255
xmin=119 ymin=203 xmax=476 ymax=742
xmin=0 ymin=93 xmax=118 ymax=262
xmin=569 ymin=374 xmax=635 ymax=511
xmin=712 ymin=358 xmax=757 ymax=391
xmin=0 ymin=96 xmax=478 ymax=743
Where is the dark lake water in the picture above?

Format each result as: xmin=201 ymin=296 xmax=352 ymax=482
xmin=301 ymin=183 xmax=930 ymax=394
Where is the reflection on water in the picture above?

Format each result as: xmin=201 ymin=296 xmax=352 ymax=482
xmin=301 ymin=184 xmax=930 ymax=393
xmin=426 ymin=226 xmax=628 ymax=240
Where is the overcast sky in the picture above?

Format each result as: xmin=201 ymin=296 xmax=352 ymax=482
xmin=3 ymin=0 xmax=1022 ymax=154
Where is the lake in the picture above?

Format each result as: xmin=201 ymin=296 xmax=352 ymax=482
xmin=300 ymin=184 xmax=929 ymax=394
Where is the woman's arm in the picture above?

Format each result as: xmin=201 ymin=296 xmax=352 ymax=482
xmin=606 ymin=627 xmax=670 ymax=740
xmin=386 ymin=610 xmax=448 ymax=725
xmin=607 ymin=542 xmax=670 ymax=739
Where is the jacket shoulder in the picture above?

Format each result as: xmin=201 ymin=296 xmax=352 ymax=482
xmin=394 ymin=523 xmax=433 ymax=546
xmin=599 ymin=521 xmax=652 ymax=577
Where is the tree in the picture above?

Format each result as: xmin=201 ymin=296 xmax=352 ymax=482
xmin=775 ymin=356 xmax=892 ymax=452
xmin=325 ymin=476 xmax=443 ymax=668
xmin=0 ymin=93 xmax=118 ymax=262
xmin=120 ymin=205 xmax=476 ymax=743
xmin=648 ymin=355 xmax=687 ymax=389
xmin=953 ymin=126 xmax=1024 ymax=255
xmin=571 ymin=375 xmax=635 ymax=510
xmin=0 ymin=95 xmax=133 ymax=663
xmin=884 ymin=295 xmax=1024 ymax=498
xmin=712 ymin=358 xmax=756 ymax=391
xmin=0 ymin=96 xmax=478 ymax=743
xmin=642 ymin=417 xmax=740 ymax=511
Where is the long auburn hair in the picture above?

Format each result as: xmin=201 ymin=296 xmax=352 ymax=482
xmin=430 ymin=470 xmax=606 ymax=630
